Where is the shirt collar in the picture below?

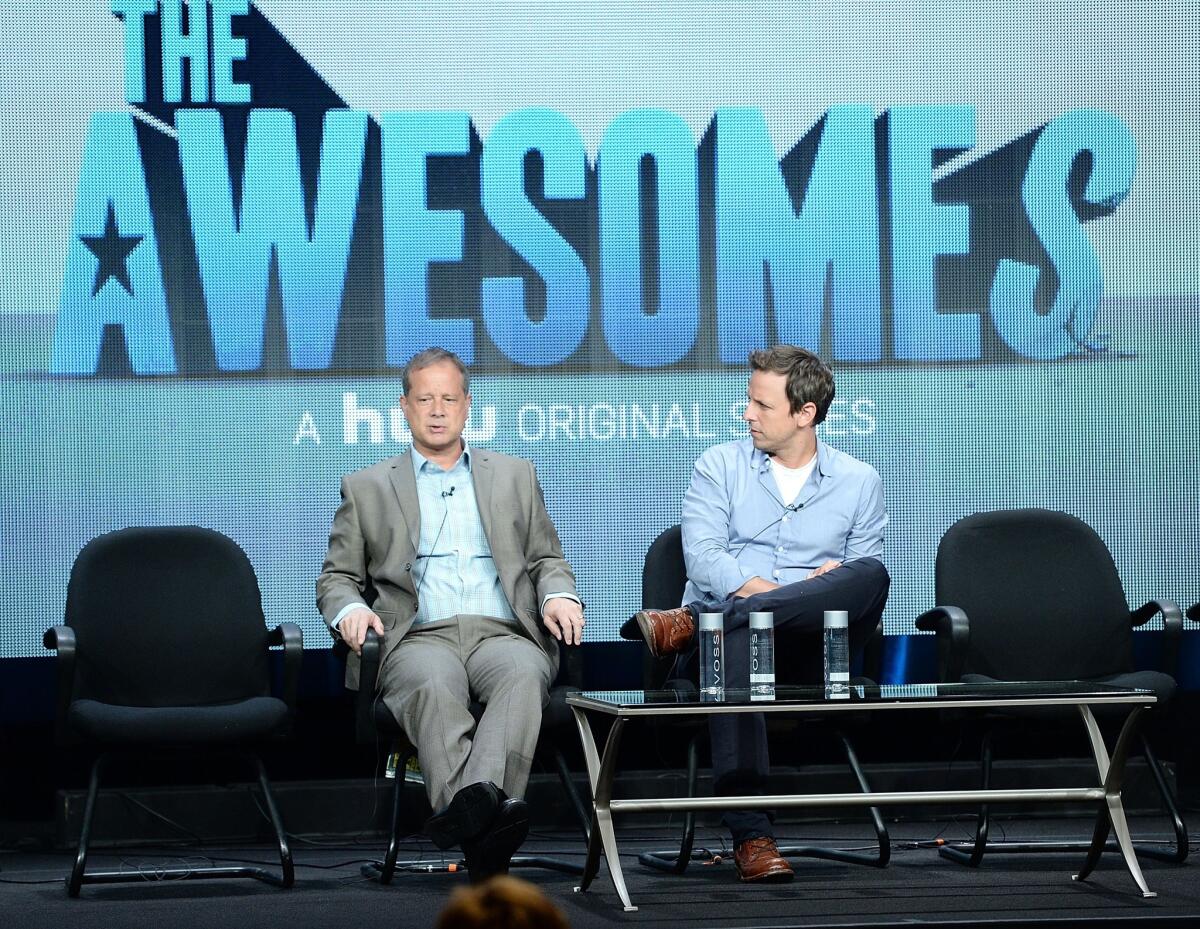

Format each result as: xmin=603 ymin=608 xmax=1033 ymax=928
xmin=751 ymin=437 xmax=829 ymax=476
xmin=411 ymin=442 xmax=472 ymax=475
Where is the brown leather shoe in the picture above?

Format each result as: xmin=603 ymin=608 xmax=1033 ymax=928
xmin=734 ymin=837 xmax=794 ymax=883
xmin=632 ymin=607 xmax=695 ymax=658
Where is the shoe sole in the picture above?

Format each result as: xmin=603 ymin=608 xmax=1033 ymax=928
xmin=467 ymin=812 xmax=529 ymax=883
xmin=738 ymin=867 xmax=795 ymax=883
xmin=634 ymin=611 xmax=663 ymax=658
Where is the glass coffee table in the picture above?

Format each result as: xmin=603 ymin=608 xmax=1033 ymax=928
xmin=567 ymin=682 xmax=1157 ymax=911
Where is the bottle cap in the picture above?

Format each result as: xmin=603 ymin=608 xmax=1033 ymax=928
xmin=823 ymin=609 xmax=849 ymax=629
xmin=699 ymin=612 xmax=723 ymax=631
xmin=749 ymin=611 xmax=774 ymax=629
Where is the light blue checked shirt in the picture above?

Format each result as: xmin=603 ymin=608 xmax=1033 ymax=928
xmin=408 ymin=445 xmax=515 ymax=625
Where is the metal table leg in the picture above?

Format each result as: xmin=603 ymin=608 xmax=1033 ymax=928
xmin=570 ymin=706 xmax=604 ymax=891
xmin=570 ymin=706 xmax=636 ymax=911
xmin=1073 ymin=705 xmax=1156 ymax=898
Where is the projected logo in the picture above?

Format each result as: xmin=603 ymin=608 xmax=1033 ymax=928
xmin=52 ymin=1 xmax=1137 ymax=377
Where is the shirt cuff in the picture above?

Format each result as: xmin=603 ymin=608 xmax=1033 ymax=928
xmin=331 ymin=601 xmax=369 ymax=634
xmin=721 ymin=567 xmax=758 ymax=600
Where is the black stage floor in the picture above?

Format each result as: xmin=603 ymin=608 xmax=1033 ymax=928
xmin=2 ymin=817 xmax=1198 ymax=929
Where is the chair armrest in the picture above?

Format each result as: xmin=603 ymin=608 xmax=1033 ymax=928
xmin=914 ymin=606 xmax=970 ymax=682
xmin=354 ymin=628 xmax=383 ymax=744
xmin=267 ymin=622 xmax=303 ymax=713
xmin=1130 ymin=599 xmax=1183 ymax=677
xmin=43 ymin=625 xmax=77 ymax=744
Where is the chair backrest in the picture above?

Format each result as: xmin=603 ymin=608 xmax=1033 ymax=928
xmin=642 ymin=525 xmax=688 ymax=610
xmin=64 ymin=526 xmax=271 ymax=706
xmin=935 ymin=508 xmax=1133 ymax=681
xmin=640 ymin=526 xmax=688 ymax=687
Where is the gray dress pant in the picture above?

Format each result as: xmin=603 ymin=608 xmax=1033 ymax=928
xmin=378 ymin=614 xmax=554 ymax=812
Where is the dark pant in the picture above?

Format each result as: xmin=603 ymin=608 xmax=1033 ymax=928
xmin=688 ymin=556 xmax=891 ymax=843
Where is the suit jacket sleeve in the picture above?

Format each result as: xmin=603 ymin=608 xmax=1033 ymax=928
xmin=316 ymin=475 xmax=370 ymax=636
xmin=523 ymin=461 xmax=578 ymax=610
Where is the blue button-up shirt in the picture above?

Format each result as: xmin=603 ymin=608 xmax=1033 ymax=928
xmin=680 ymin=438 xmax=886 ymax=604
xmin=410 ymin=446 xmax=517 ymax=625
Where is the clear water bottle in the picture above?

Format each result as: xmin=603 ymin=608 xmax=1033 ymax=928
xmin=698 ymin=612 xmax=724 ymax=702
xmin=823 ymin=609 xmax=850 ymax=699
xmin=749 ymin=611 xmax=775 ymax=701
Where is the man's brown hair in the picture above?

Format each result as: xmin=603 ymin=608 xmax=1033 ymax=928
xmin=749 ymin=345 xmax=835 ymax=424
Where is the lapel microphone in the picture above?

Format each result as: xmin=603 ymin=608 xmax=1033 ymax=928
xmin=415 ymin=485 xmax=456 ymax=614
xmin=730 ymin=495 xmax=802 ymax=558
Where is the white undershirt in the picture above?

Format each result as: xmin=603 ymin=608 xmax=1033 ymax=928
xmin=770 ymin=453 xmax=818 ymax=506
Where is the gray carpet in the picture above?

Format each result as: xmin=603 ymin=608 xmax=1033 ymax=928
xmin=2 ymin=818 xmax=1198 ymax=929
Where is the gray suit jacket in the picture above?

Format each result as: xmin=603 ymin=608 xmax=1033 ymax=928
xmin=316 ymin=448 xmax=578 ymax=690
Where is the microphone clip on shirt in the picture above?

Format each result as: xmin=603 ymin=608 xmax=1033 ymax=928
xmin=730 ymin=493 xmax=803 ymax=559
xmin=414 ymin=490 xmax=454 ymax=614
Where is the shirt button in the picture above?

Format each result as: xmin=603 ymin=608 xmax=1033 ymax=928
xmin=773 ymin=571 xmax=780 ymax=578
xmin=776 ymin=546 xmax=784 ymax=553
xmin=782 ymin=515 xmax=790 ymax=522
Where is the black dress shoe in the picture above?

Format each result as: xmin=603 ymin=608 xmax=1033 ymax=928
xmin=424 ymin=782 xmax=502 ymax=850
xmin=462 ymin=797 xmax=529 ymax=883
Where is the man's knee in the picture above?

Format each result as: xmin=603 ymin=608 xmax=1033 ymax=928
xmin=398 ymin=677 xmax=463 ymax=716
xmin=498 ymin=664 xmax=551 ymax=707
xmin=849 ymin=556 xmax=890 ymax=591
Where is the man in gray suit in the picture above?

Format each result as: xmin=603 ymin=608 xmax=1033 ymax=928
xmin=317 ymin=347 xmax=584 ymax=881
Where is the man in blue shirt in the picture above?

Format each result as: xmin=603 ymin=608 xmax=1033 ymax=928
xmin=318 ymin=348 xmax=584 ymax=882
xmin=628 ymin=345 xmax=890 ymax=883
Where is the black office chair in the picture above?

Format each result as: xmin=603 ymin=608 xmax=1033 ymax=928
xmin=44 ymin=526 xmax=302 ymax=896
xmin=624 ymin=525 xmax=890 ymax=872
xmin=916 ymin=508 xmax=1186 ymax=866
xmin=340 ymin=627 xmax=591 ymax=882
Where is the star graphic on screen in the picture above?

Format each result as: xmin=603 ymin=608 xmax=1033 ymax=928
xmin=80 ymin=201 xmax=143 ymax=297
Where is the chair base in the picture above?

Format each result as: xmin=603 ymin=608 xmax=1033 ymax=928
xmin=639 ymin=839 xmax=889 ymax=872
xmin=67 ymin=751 xmax=294 ymax=897
xmin=638 ymin=728 xmax=892 ymax=874
xmin=940 ymin=728 xmax=1188 ymax=870
xmin=508 ymin=855 xmax=585 ymax=875
xmin=75 ymin=865 xmax=292 ymax=889
xmin=939 ymin=839 xmax=1187 ymax=866
xmin=361 ymin=853 xmax=583 ymax=882
xmin=367 ymin=743 xmax=591 ymax=885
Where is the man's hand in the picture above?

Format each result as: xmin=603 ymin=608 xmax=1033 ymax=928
xmin=542 ymin=597 xmax=585 ymax=646
xmin=807 ymin=560 xmax=842 ymax=579
xmin=732 ymin=576 xmax=781 ymax=598
xmin=338 ymin=607 xmax=385 ymax=656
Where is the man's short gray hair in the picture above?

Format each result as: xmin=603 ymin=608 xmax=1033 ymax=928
xmin=401 ymin=348 xmax=470 ymax=396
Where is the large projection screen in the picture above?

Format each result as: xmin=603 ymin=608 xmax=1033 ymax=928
xmin=1 ymin=1 xmax=1196 ymax=657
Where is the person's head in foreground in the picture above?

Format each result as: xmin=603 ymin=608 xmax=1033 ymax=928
xmin=436 ymin=875 xmax=570 ymax=929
